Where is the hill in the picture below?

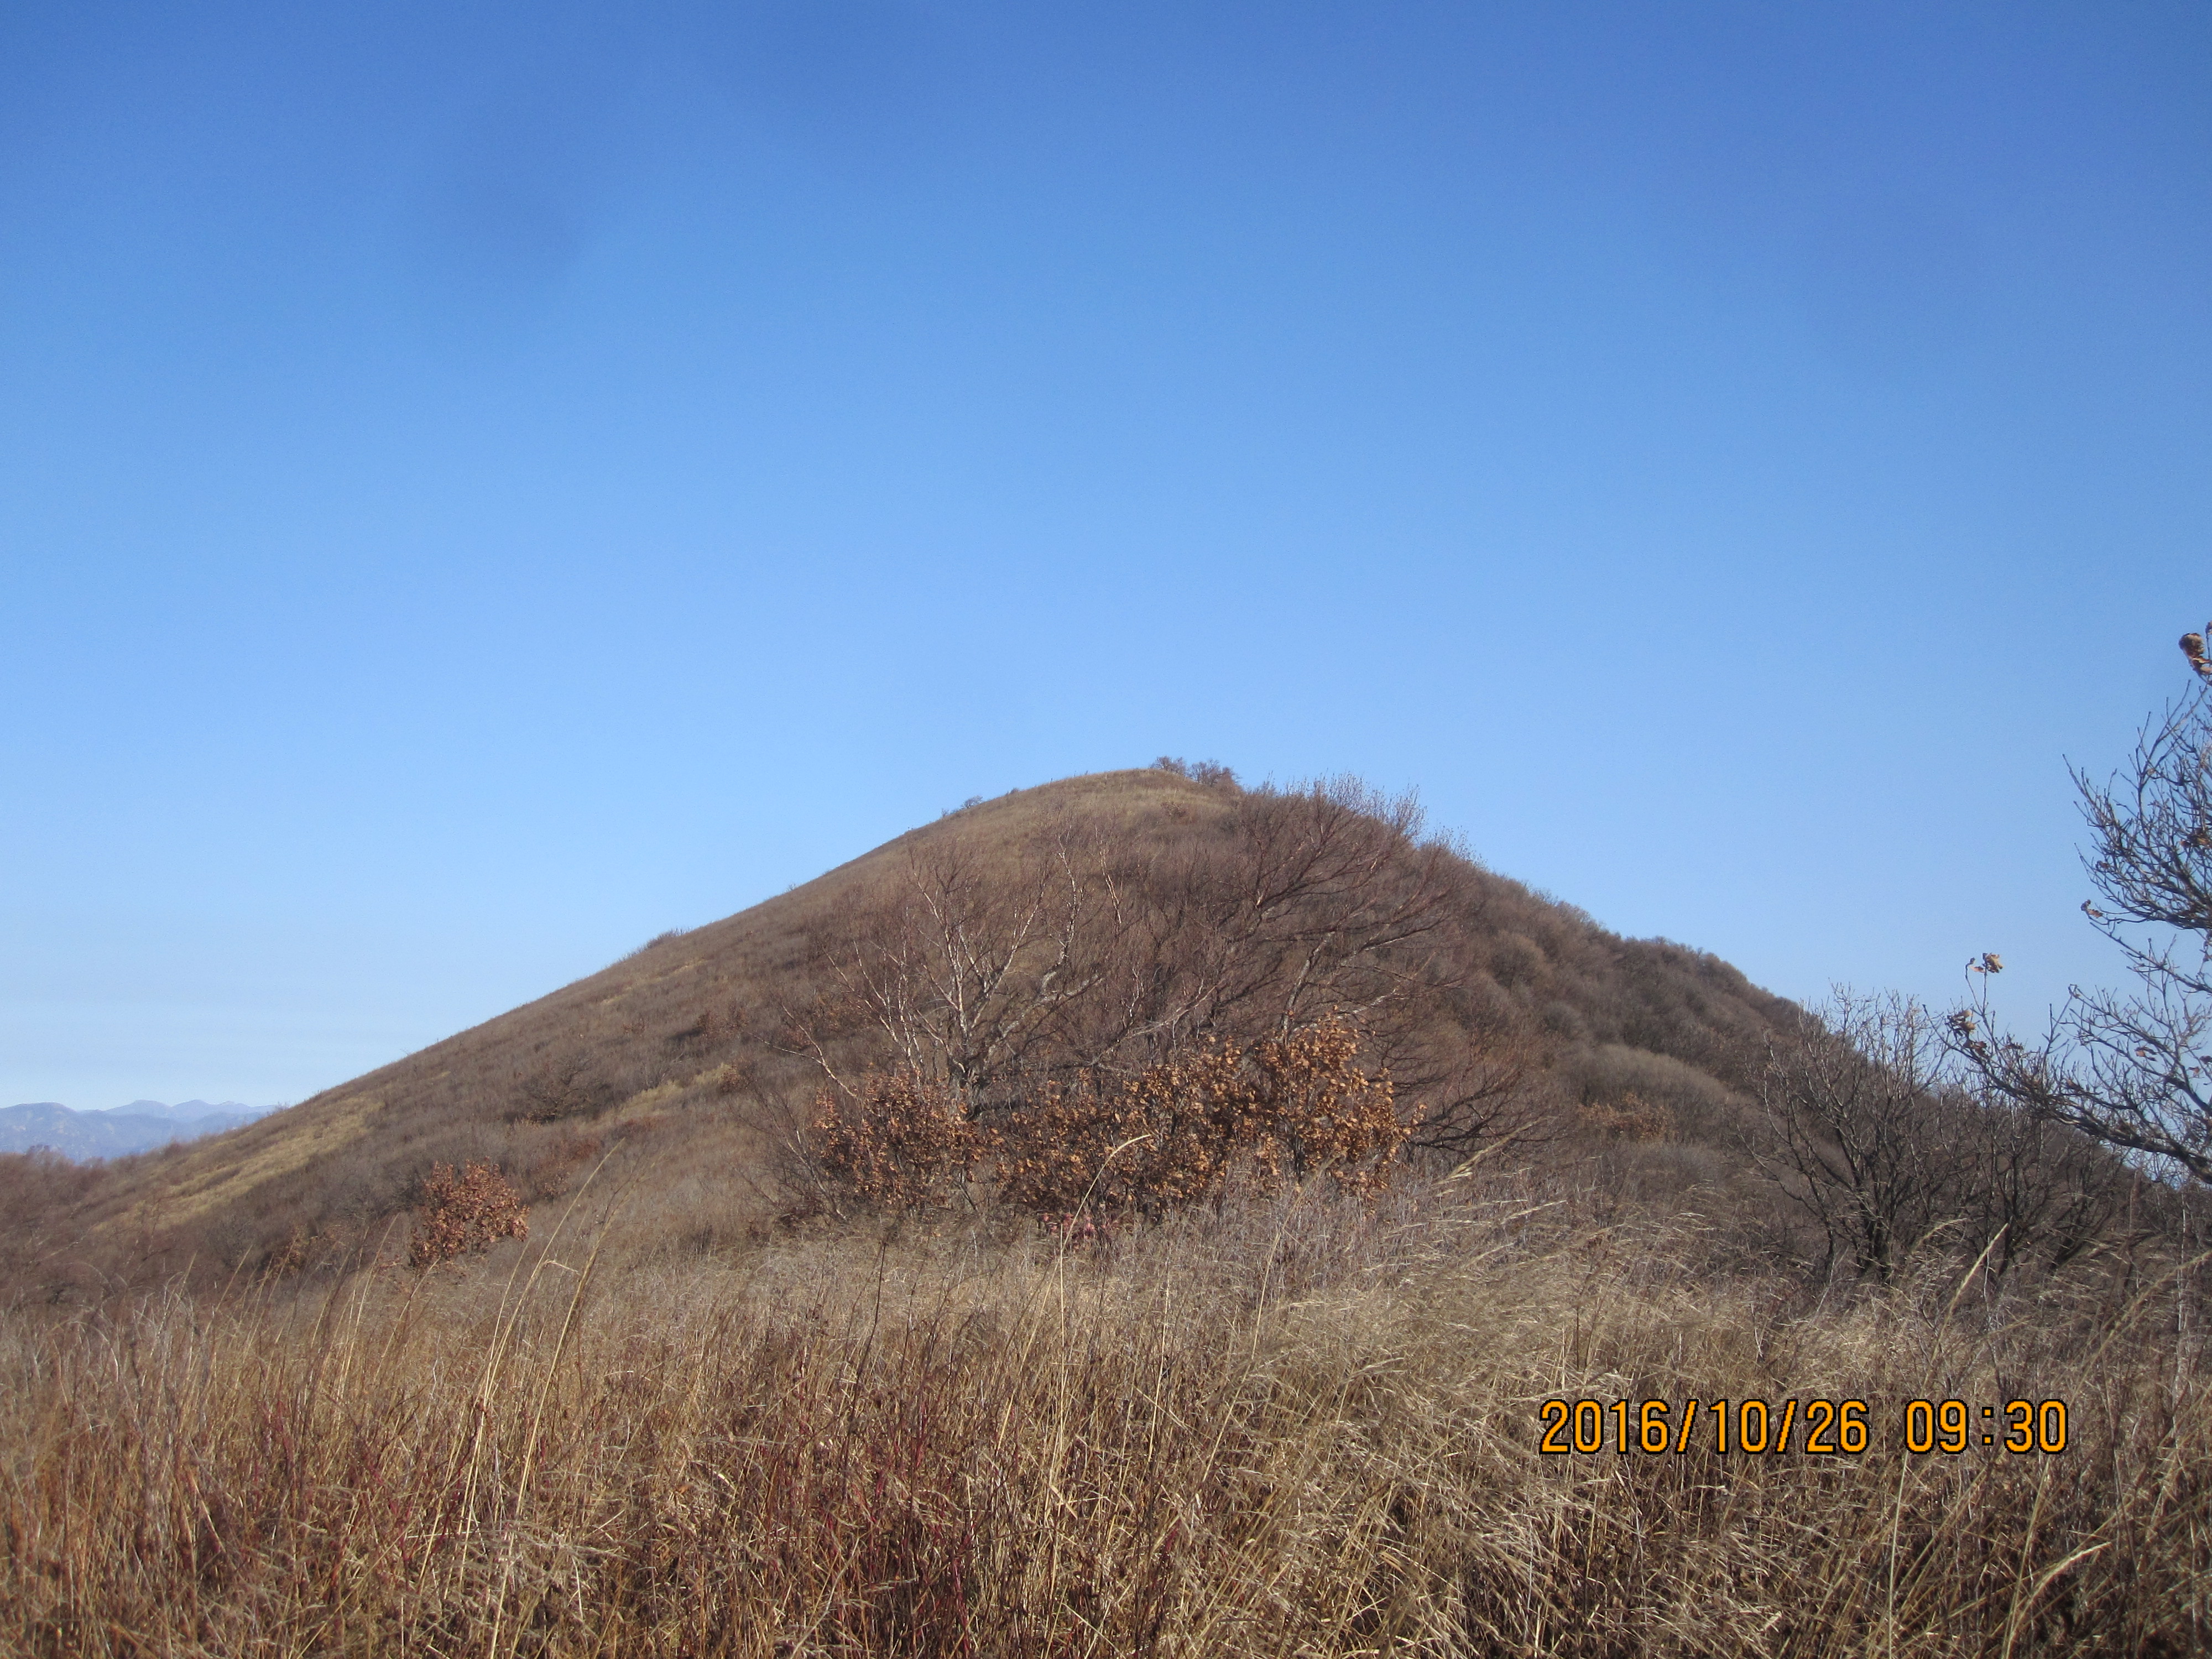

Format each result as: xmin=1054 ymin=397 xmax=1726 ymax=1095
xmin=2 ymin=767 xmax=1802 ymax=1300
xmin=5 ymin=767 xmax=2204 ymax=1654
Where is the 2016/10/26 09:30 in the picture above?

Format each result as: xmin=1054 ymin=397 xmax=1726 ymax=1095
xmin=1537 ymin=1398 xmax=2069 ymax=1455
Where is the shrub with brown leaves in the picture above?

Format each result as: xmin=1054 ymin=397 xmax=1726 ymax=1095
xmin=998 ymin=1017 xmax=1411 ymax=1215
xmin=816 ymin=1016 xmax=1411 ymax=1219
xmin=810 ymin=1072 xmax=998 ymax=1210
xmin=407 ymin=1160 xmax=529 ymax=1267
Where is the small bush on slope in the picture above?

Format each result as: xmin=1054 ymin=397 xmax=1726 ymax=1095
xmin=407 ymin=1160 xmax=529 ymax=1267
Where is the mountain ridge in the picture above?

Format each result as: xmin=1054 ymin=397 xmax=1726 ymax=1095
xmin=1 ymin=1100 xmax=279 ymax=1160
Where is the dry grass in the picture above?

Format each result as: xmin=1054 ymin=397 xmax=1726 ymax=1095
xmin=4 ymin=1173 xmax=2204 ymax=1657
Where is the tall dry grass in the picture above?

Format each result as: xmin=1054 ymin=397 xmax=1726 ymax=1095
xmin=2 ymin=1174 xmax=2204 ymax=1657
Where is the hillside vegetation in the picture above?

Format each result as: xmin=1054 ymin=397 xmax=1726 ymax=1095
xmin=0 ymin=768 xmax=1800 ymax=1302
xmin=3 ymin=765 xmax=2205 ymax=1655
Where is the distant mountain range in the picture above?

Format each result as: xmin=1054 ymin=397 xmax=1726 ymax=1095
xmin=0 ymin=1100 xmax=282 ymax=1160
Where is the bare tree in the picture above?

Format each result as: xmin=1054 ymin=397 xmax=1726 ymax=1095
xmin=1756 ymin=992 xmax=1960 ymax=1284
xmin=1103 ymin=778 xmax=1463 ymax=1061
xmin=1401 ymin=990 xmax=1555 ymax=1159
xmin=1952 ymin=646 xmax=2212 ymax=1184
xmin=780 ymin=774 xmax=1576 ymax=1185
xmin=781 ymin=778 xmax=1544 ymax=1162
xmin=789 ymin=822 xmax=1130 ymax=1104
xmin=1954 ymin=1097 xmax=2126 ymax=1285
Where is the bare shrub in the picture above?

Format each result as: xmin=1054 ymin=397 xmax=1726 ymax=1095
xmin=786 ymin=827 xmax=1128 ymax=1102
xmin=791 ymin=781 xmax=1468 ymax=1104
xmin=0 ymin=1151 xmax=107 ymax=1306
xmin=1152 ymin=755 xmax=1238 ymax=788
xmin=523 ymin=1134 xmax=603 ymax=1202
xmin=510 ymin=1049 xmax=619 ymax=1124
xmin=1756 ymin=994 xmax=1960 ymax=1284
xmin=1953 ymin=1093 xmax=2130 ymax=1285
xmin=408 ymin=1161 xmax=529 ymax=1267
xmin=1759 ymin=994 xmax=2136 ymax=1290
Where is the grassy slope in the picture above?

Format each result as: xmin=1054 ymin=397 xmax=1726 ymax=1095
xmin=9 ymin=768 xmax=1797 ymax=1297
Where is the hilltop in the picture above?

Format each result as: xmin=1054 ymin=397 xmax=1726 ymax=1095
xmin=3 ymin=767 xmax=1799 ymax=1299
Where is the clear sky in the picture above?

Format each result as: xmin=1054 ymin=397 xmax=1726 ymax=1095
xmin=3 ymin=1 xmax=2206 ymax=1109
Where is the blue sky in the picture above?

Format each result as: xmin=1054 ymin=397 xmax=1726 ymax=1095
xmin=3 ymin=1 xmax=2206 ymax=1108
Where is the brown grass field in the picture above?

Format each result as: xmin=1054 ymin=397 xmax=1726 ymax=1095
xmin=4 ymin=1165 xmax=2204 ymax=1657
xmin=6 ymin=769 xmax=2207 ymax=1655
